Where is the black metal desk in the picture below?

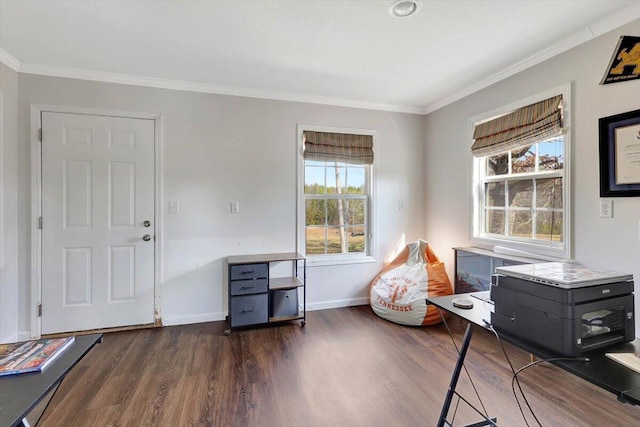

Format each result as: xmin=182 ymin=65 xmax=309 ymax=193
xmin=428 ymin=292 xmax=640 ymax=426
xmin=0 ymin=333 xmax=103 ymax=427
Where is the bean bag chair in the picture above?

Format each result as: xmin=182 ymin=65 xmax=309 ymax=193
xmin=370 ymin=240 xmax=453 ymax=326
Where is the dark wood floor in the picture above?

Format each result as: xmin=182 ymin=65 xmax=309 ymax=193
xmin=39 ymin=306 xmax=639 ymax=427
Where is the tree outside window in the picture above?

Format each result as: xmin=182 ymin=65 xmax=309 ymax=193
xmin=481 ymin=137 xmax=564 ymax=243
xmin=304 ymin=161 xmax=368 ymax=255
xmin=299 ymin=128 xmax=373 ymax=261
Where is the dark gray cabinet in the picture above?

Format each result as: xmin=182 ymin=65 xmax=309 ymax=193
xmin=453 ymin=246 xmax=544 ymax=294
xmin=225 ymin=252 xmax=306 ymax=335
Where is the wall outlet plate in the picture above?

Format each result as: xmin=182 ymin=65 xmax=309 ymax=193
xmin=600 ymin=199 xmax=612 ymax=218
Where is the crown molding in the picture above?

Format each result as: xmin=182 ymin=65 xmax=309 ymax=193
xmin=0 ymin=49 xmax=21 ymax=72
xmin=16 ymin=62 xmax=424 ymax=115
xmin=422 ymin=2 xmax=640 ymax=114
xmin=422 ymin=28 xmax=593 ymax=114
xmin=590 ymin=1 xmax=640 ymax=37
xmin=2 ymin=3 xmax=638 ymax=116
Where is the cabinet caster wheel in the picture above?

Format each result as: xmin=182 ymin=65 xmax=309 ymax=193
xmin=224 ymin=329 xmax=231 ymax=336
xmin=300 ymin=320 xmax=306 ymax=327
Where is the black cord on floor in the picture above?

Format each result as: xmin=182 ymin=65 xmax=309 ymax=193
xmin=488 ymin=325 xmax=536 ymax=427
xmin=510 ymin=355 xmax=590 ymax=425
xmin=489 ymin=324 xmax=589 ymax=427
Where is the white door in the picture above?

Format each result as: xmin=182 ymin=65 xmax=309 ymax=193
xmin=41 ymin=112 xmax=155 ymax=334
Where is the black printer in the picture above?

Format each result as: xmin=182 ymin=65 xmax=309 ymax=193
xmin=490 ymin=262 xmax=635 ymax=357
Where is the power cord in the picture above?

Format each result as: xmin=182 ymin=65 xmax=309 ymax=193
xmin=510 ymin=356 xmax=590 ymax=426
xmin=488 ymin=324 xmax=589 ymax=427
xmin=488 ymin=325 xmax=537 ymax=426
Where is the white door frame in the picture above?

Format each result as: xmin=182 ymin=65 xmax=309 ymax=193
xmin=30 ymin=104 xmax=164 ymax=338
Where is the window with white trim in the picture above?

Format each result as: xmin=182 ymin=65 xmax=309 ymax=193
xmin=298 ymin=127 xmax=374 ymax=263
xmin=471 ymin=87 xmax=571 ymax=259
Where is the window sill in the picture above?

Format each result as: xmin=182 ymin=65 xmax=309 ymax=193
xmin=305 ymin=254 xmax=377 ymax=267
xmin=471 ymin=236 xmax=571 ymax=261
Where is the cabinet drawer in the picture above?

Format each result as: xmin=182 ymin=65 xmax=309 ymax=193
xmin=270 ymin=289 xmax=298 ymax=317
xmin=230 ymin=279 xmax=268 ymax=296
xmin=230 ymin=294 xmax=268 ymax=327
xmin=230 ymin=263 xmax=268 ymax=280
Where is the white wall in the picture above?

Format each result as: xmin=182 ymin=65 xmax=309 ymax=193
xmin=424 ymin=19 xmax=640 ymax=333
xmin=0 ymin=63 xmax=19 ymax=343
xmin=6 ymin=20 xmax=638 ymax=340
xmin=8 ymin=74 xmax=425 ymax=337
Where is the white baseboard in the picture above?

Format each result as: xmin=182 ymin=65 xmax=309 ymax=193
xmin=17 ymin=331 xmax=31 ymax=342
xmin=306 ymin=297 xmax=369 ymax=311
xmin=161 ymin=298 xmax=369 ymax=327
xmin=6 ymin=301 xmax=371 ymax=338
xmin=162 ymin=311 xmax=226 ymax=326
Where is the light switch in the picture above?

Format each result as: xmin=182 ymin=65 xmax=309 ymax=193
xmin=168 ymin=200 xmax=179 ymax=214
xmin=231 ymin=201 xmax=239 ymax=213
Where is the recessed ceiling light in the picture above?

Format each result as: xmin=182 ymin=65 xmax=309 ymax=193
xmin=390 ymin=0 xmax=421 ymax=18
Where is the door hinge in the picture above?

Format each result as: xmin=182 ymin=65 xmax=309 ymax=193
xmin=38 ymin=217 xmax=43 ymax=229
xmin=38 ymin=304 xmax=42 ymax=317
xmin=38 ymin=128 xmax=42 ymax=142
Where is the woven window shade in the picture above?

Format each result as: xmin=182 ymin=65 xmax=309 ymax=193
xmin=303 ymin=131 xmax=373 ymax=165
xmin=471 ymin=95 xmax=563 ymax=157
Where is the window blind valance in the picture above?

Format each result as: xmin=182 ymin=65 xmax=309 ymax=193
xmin=303 ymin=131 xmax=373 ymax=165
xmin=471 ymin=94 xmax=563 ymax=157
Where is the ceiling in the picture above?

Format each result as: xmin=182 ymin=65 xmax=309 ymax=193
xmin=1 ymin=0 xmax=638 ymax=114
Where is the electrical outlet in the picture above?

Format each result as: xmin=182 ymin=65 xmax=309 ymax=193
xmin=230 ymin=201 xmax=239 ymax=213
xmin=600 ymin=199 xmax=612 ymax=218
xmin=168 ymin=200 xmax=179 ymax=214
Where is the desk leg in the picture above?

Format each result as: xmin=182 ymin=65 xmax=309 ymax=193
xmin=437 ymin=323 xmax=497 ymax=427
xmin=437 ymin=323 xmax=474 ymax=427
xmin=20 ymin=381 xmax=61 ymax=427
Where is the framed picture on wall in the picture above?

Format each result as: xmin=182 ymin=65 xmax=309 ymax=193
xmin=599 ymin=109 xmax=640 ymax=197
xmin=600 ymin=36 xmax=640 ymax=85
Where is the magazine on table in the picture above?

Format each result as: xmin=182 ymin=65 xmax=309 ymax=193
xmin=0 ymin=336 xmax=75 ymax=377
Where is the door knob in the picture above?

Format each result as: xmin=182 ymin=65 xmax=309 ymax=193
xmin=143 ymin=220 xmax=151 ymax=227
xmin=143 ymin=234 xmax=151 ymax=241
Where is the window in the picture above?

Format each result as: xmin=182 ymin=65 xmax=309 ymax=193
xmin=298 ymin=126 xmax=374 ymax=264
xmin=480 ymin=137 xmax=564 ymax=240
xmin=471 ymin=86 xmax=571 ymax=259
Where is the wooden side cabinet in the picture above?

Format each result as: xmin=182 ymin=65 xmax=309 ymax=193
xmin=225 ymin=252 xmax=306 ymax=335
